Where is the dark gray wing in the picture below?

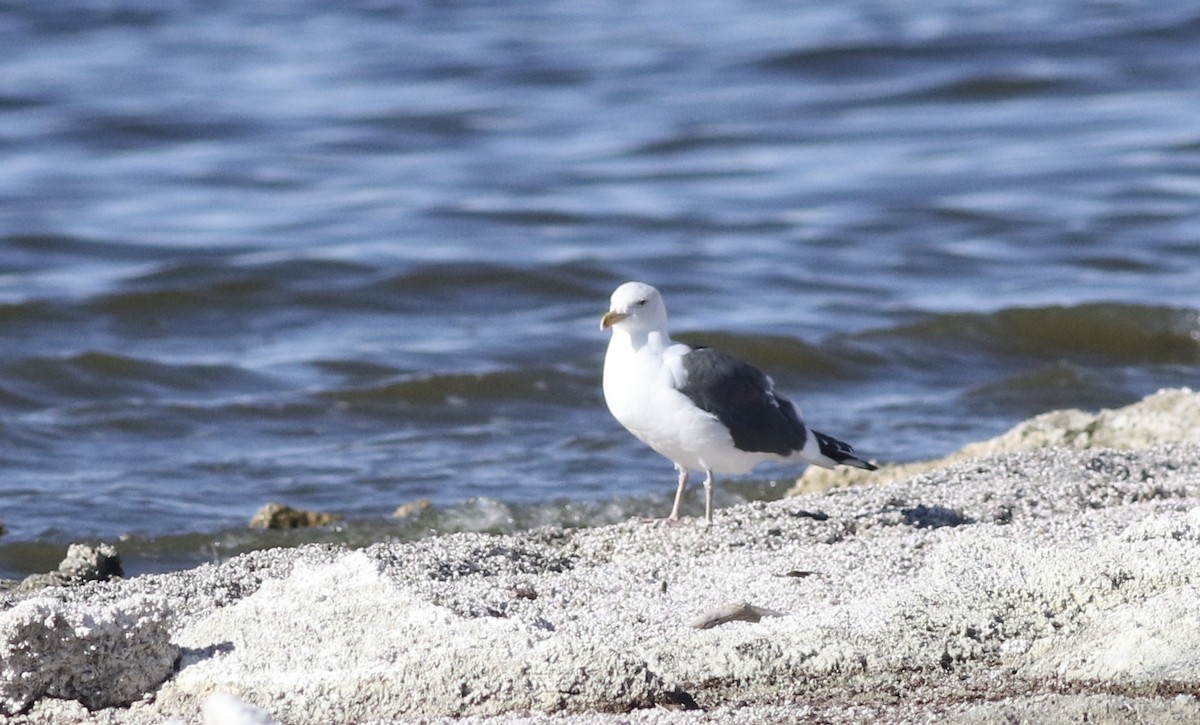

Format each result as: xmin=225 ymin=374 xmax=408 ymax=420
xmin=676 ymin=347 xmax=808 ymax=456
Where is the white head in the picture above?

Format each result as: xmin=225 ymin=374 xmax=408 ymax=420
xmin=600 ymin=281 xmax=669 ymax=334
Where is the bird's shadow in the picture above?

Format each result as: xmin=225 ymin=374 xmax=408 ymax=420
xmin=900 ymin=504 xmax=974 ymax=529
xmin=175 ymin=641 xmax=235 ymax=674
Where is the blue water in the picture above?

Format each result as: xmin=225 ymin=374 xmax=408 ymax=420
xmin=1 ymin=0 xmax=1198 ymax=578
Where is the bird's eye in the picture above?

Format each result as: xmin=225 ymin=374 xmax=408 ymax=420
xmin=636 ymin=298 xmax=647 ymax=307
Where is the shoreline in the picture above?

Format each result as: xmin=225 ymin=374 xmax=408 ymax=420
xmin=4 ymin=391 xmax=1200 ymax=724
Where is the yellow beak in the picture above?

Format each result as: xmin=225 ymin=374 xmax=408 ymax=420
xmin=600 ymin=311 xmax=628 ymax=330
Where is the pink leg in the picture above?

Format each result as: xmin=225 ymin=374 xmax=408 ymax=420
xmin=642 ymin=464 xmax=691 ymax=526
xmin=702 ymin=468 xmax=714 ymax=526
xmin=668 ymin=464 xmax=689 ymax=521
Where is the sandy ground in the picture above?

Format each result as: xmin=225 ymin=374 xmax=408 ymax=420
xmin=4 ymin=391 xmax=1200 ymax=724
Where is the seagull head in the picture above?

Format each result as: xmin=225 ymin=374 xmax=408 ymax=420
xmin=600 ymin=281 xmax=668 ymax=333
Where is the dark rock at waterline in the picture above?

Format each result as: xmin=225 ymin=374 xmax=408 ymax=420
xmin=16 ymin=543 xmax=124 ymax=592
xmin=249 ymin=502 xmax=342 ymax=529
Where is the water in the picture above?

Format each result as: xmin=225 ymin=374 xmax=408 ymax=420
xmin=1 ymin=0 xmax=1198 ymax=579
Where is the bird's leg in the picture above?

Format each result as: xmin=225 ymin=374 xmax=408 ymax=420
xmin=702 ymin=468 xmax=715 ymax=526
xmin=668 ymin=464 xmax=689 ymax=521
xmin=639 ymin=465 xmax=692 ymax=526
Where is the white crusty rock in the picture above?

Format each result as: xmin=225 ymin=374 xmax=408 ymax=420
xmin=154 ymin=551 xmax=687 ymax=721
xmin=0 ymin=594 xmax=177 ymax=715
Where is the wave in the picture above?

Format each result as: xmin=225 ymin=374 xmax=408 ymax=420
xmin=2 ymin=233 xmax=192 ymax=263
xmin=321 ymin=367 xmax=590 ymax=410
xmin=2 ymin=351 xmax=271 ymax=403
xmin=859 ymin=303 xmax=1200 ymax=366
xmin=369 ymin=260 xmax=605 ymax=306
xmin=89 ymin=256 xmax=377 ymax=314
xmin=79 ymin=256 xmax=610 ymax=321
xmin=674 ymin=330 xmax=881 ymax=381
xmin=0 ymin=299 xmax=70 ymax=325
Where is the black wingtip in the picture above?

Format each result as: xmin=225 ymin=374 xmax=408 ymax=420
xmin=847 ymin=458 xmax=878 ymax=471
xmin=814 ymin=431 xmax=878 ymax=471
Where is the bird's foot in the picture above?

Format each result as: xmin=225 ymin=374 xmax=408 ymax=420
xmin=639 ymin=516 xmax=689 ymax=528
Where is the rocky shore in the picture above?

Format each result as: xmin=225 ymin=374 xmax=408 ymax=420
xmin=4 ymin=390 xmax=1200 ymax=724
xmin=792 ymin=387 xmax=1200 ymax=493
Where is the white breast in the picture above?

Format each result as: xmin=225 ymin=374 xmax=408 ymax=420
xmin=603 ymin=335 xmax=769 ymax=474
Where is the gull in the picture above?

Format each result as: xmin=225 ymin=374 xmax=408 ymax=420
xmin=601 ymin=281 xmax=876 ymax=524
